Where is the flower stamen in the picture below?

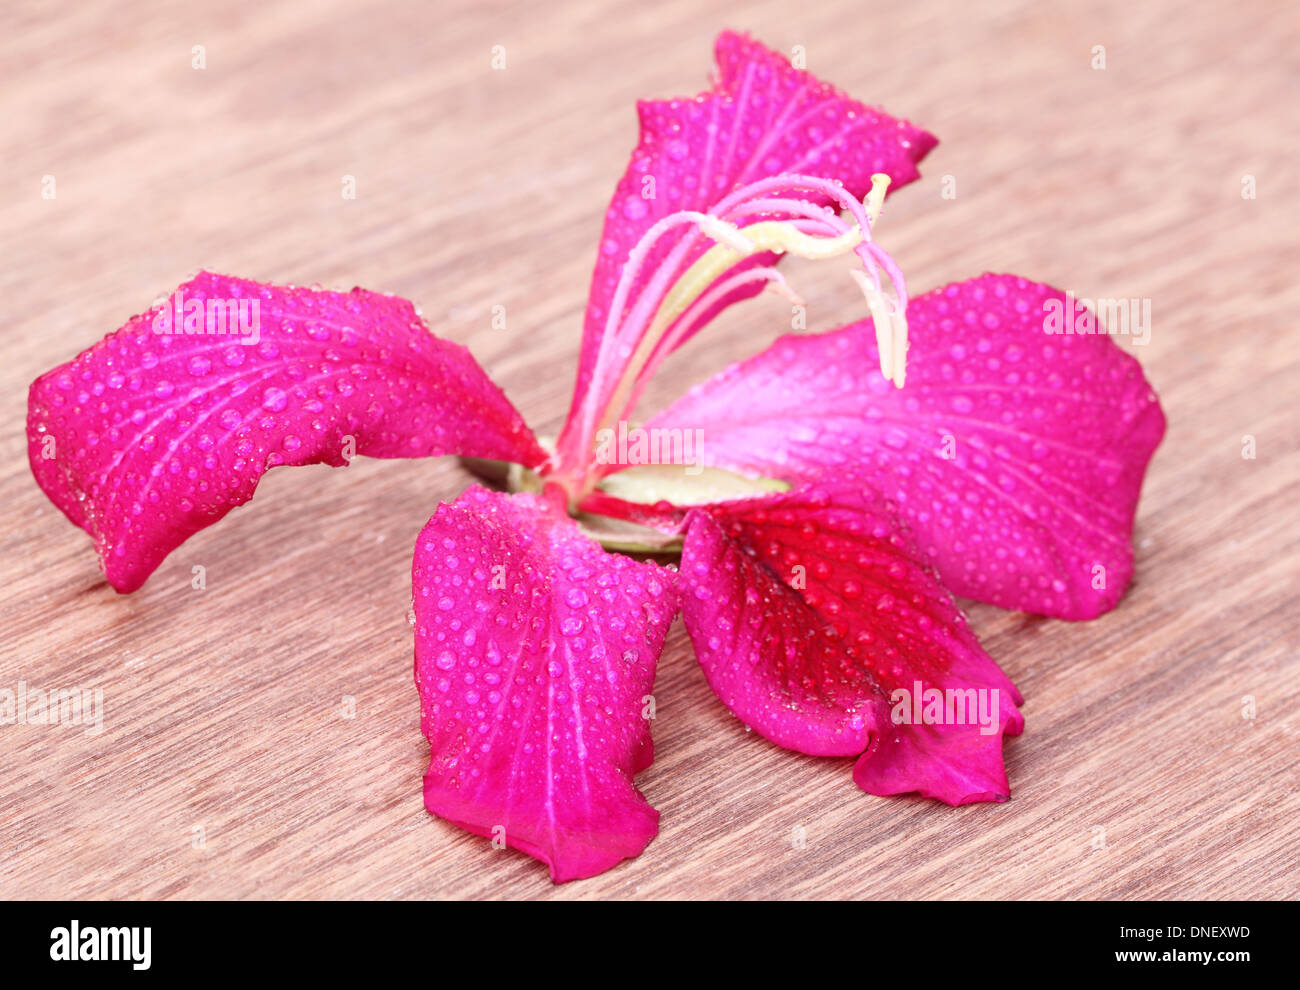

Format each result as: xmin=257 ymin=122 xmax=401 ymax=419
xmin=865 ymin=172 xmax=890 ymax=227
xmin=554 ymin=172 xmax=912 ymax=495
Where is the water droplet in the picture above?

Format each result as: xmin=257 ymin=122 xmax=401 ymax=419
xmin=261 ymin=387 xmax=288 ymax=412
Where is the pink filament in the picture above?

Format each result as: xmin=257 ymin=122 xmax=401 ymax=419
xmin=613 ymin=266 xmax=796 ymax=439
xmin=558 ymin=172 xmax=910 ymax=493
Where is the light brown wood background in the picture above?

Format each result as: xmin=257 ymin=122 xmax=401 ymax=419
xmin=2 ymin=0 xmax=1297 ymax=900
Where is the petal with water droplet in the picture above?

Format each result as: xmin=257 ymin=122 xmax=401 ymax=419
xmin=27 ymin=271 xmax=545 ymax=592
xmin=559 ymin=30 xmax=936 ymax=450
xmin=680 ymin=482 xmax=1023 ymax=805
xmin=649 ymin=273 xmax=1166 ymax=619
xmin=412 ymin=487 xmax=679 ymax=883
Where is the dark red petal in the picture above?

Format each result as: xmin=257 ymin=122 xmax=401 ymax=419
xmin=649 ymin=274 xmax=1166 ymax=618
xmin=565 ymin=30 xmax=936 ymax=424
xmin=413 ymin=487 xmax=679 ymax=882
xmin=27 ymin=271 xmax=545 ymax=591
xmin=680 ymin=482 xmax=1022 ymax=805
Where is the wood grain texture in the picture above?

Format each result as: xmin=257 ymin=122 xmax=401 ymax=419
xmin=1 ymin=0 xmax=1297 ymax=900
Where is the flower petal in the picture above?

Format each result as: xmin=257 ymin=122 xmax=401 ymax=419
xmin=679 ymin=482 xmax=1023 ymax=805
xmin=567 ymin=29 xmax=936 ymax=419
xmin=412 ymin=486 xmax=679 ymax=882
xmin=27 ymin=271 xmax=545 ymax=592
xmin=649 ymin=274 xmax=1166 ymax=619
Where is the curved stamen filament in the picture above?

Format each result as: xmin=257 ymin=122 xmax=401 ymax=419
xmin=597 ymin=188 xmax=905 ymax=430
xmin=558 ymin=171 xmax=911 ymax=493
xmin=591 ymin=175 xmax=890 ymax=421
xmin=864 ymin=173 xmax=890 ymax=226
xmin=606 ymin=267 xmax=802 ymax=448
xmin=590 ymin=222 xmax=864 ymax=436
xmin=850 ymin=269 xmax=898 ymax=381
xmin=714 ymin=173 xmax=878 ymax=239
xmin=586 ymin=212 xmax=716 ymax=407
xmin=577 ymin=217 xmax=714 ymax=457
xmin=651 ymin=222 xmax=863 ymax=342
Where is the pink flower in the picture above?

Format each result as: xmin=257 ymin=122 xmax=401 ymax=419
xmin=27 ymin=32 xmax=1164 ymax=883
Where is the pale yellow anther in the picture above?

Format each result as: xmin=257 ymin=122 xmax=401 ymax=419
xmin=848 ymin=270 xmax=909 ymax=388
xmin=696 ymin=216 xmax=757 ymax=254
xmin=653 ymin=220 xmax=863 ymax=344
xmin=849 ymin=270 xmax=894 ymax=380
xmin=890 ymin=309 xmax=909 ymax=387
xmin=739 ymin=220 xmax=864 ymax=260
xmin=865 ymin=173 xmax=891 ymax=227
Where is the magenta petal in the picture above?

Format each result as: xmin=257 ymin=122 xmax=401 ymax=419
xmin=650 ymin=274 xmax=1167 ymax=619
xmin=412 ymin=486 xmax=679 ymax=882
xmin=851 ymin=619 xmax=1026 ymax=806
xmin=680 ymin=483 xmax=1022 ymax=805
xmin=27 ymin=272 xmax=545 ymax=592
xmin=567 ymin=29 xmax=936 ymax=416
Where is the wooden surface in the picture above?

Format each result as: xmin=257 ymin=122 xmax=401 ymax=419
xmin=2 ymin=0 xmax=1297 ymax=900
